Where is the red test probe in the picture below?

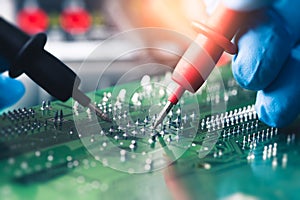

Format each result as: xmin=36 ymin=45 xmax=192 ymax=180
xmin=153 ymin=3 xmax=247 ymax=128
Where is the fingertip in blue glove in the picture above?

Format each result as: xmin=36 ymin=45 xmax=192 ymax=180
xmin=232 ymin=8 xmax=293 ymax=91
xmin=0 ymin=74 xmax=25 ymax=110
xmin=255 ymin=46 xmax=300 ymax=127
xmin=0 ymin=57 xmax=25 ymax=110
xmin=231 ymin=1 xmax=300 ymax=127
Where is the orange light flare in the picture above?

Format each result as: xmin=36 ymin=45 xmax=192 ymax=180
xmin=110 ymin=0 xmax=232 ymax=66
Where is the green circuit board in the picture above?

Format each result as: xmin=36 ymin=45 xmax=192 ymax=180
xmin=0 ymin=64 xmax=299 ymax=200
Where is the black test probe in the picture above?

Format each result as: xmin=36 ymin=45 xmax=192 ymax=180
xmin=0 ymin=17 xmax=111 ymax=122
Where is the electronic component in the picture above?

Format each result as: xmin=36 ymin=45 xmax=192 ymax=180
xmin=0 ymin=65 xmax=299 ymax=199
xmin=15 ymin=0 xmax=111 ymax=41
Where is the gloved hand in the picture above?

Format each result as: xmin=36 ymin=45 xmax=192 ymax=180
xmin=231 ymin=1 xmax=300 ymax=127
xmin=0 ymin=58 xmax=25 ymax=110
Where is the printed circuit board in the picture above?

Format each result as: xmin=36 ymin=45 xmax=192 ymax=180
xmin=0 ymin=65 xmax=299 ymax=200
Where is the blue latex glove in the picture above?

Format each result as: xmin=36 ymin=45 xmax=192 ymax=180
xmin=0 ymin=58 xmax=25 ymax=110
xmin=231 ymin=1 xmax=300 ymax=127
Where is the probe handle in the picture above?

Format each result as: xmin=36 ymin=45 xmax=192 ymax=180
xmin=0 ymin=17 xmax=79 ymax=102
xmin=172 ymin=4 xmax=248 ymax=93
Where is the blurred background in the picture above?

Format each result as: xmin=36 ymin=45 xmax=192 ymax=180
xmin=1 ymin=0 xmax=226 ymax=110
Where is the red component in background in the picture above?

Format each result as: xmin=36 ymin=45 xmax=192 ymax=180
xmin=60 ymin=8 xmax=91 ymax=35
xmin=17 ymin=8 xmax=49 ymax=35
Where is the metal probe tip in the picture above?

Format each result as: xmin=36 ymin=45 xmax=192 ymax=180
xmin=153 ymin=101 xmax=174 ymax=129
xmin=73 ymin=88 xmax=112 ymax=122
xmin=88 ymin=103 xmax=112 ymax=122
